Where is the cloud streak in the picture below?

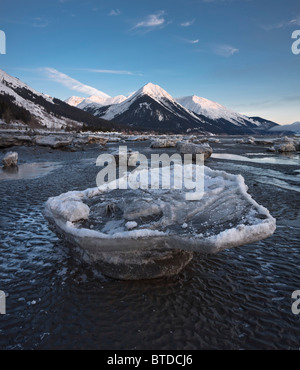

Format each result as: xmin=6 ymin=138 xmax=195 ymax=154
xmin=180 ymin=19 xmax=195 ymax=27
xmin=109 ymin=9 xmax=121 ymax=16
xmin=213 ymin=44 xmax=239 ymax=57
xmin=133 ymin=11 xmax=166 ymax=29
xmin=76 ymin=68 xmax=134 ymax=75
xmin=262 ymin=14 xmax=300 ymax=31
xmin=41 ymin=67 xmax=110 ymax=98
xmin=182 ymin=38 xmax=199 ymax=44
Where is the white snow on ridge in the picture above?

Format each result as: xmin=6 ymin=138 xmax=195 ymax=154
xmin=0 ymin=69 xmax=54 ymax=104
xmin=0 ymin=70 xmax=82 ymax=129
xmin=67 ymin=82 xmax=263 ymax=127
xmin=98 ymin=83 xmax=206 ymax=122
xmin=176 ymin=95 xmax=252 ymax=126
xmin=67 ymin=94 xmax=128 ymax=110
xmin=65 ymin=96 xmax=85 ymax=107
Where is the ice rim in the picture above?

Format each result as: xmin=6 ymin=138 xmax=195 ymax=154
xmin=44 ymin=165 xmax=276 ymax=258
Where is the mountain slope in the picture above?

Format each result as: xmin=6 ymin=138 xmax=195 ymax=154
xmin=177 ymin=95 xmax=247 ymax=125
xmin=269 ymin=121 xmax=300 ymax=133
xmin=0 ymin=69 xmax=117 ymax=131
xmin=83 ymin=83 xmax=211 ymax=134
xmin=80 ymin=83 xmax=278 ymax=134
xmin=65 ymin=96 xmax=85 ymax=107
xmin=247 ymin=116 xmax=279 ymax=131
xmin=177 ymin=96 xmax=278 ymax=132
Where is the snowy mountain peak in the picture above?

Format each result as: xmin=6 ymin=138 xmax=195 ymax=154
xmin=177 ymin=95 xmax=251 ymax=125
xmin=65 ymin=96 xmax=85 ymax=107
xmin=178 ymin=95 xmax=230 ymax=115
xmin=137 ymin=82 xmax=174 ymax=101
xmin=191 ymin=95 xmax=224 ymax=109
xmin=66 ymin=94 xmax=128 ymax=110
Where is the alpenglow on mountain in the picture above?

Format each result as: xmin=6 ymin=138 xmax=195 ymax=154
xmin=67 ymin=82 xmax=278 ymax=134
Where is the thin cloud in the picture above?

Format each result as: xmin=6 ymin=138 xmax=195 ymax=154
xmin=232 ymin=95 xmax=300 ymax=109
xmin=182 ymin=38 xmax=199 ymax=44
xmin=180 ymin=19 xmax=195 ymax=27
xmin=41 ymin=67 xmax=110 ymax=98
xmin=133 ymin=11 xmax=166 ymax=29
xmin=109 ymin=9 xmax=121 ymax=16
xmin=214 ymin=44 xmax=239 ymax=57
xmin=262 ymin=14 xmax=300 ymax=31
xmin=81 ymin=69 xmax=133 ymax=75
xmin=31 ymin=18 xmax=49 ymax=28
xmin=73 ymin=68 xmax=143 ymax=76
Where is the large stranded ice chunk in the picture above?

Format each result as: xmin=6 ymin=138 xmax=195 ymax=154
xmin=44 ymin=165 xmax=276 ymax=280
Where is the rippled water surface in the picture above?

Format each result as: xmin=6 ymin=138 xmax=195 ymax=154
xmin=0 ymin=142 xmax=299 ymax=350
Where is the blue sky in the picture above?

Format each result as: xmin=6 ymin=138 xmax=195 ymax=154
xmin=0 ymin=0 xmax=299 ymax=124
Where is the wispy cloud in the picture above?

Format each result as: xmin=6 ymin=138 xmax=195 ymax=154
xmin=262 ymin=14 xmax=300 ymax=31
xmin=31 ymin=17 xmax=49 ymax=28
xmin=182 ymin=38 xmax=199 ymax=44
xmin=74 ymin=68 xmax=141 ymax=76
xmin=41 ymin=67 xmax=110 ymax=97
xmin=180 ymin=19 xmax=195 ymax=27
xmin=213 ymin=44 xmax=239 ymax=57
xmin=2 ymin=17 xmax=50 ymax=28
xmin=109 ymin=9 xmax=121 ymax=16
xmin=231 ymin=94 xmax=300 ymax=110
xmin=133 ymin=11 xmax=166 ymax=29
xmin=84 ymin=69 xmax=132 ymax=75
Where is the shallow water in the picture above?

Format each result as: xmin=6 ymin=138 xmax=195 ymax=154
xmin=0 ymin=162 xmax=61 ymax=181
xmin=0 ymin=141 xmax=299 ymax=350
xmin=211 ymin=153 xmax=300 ymax=166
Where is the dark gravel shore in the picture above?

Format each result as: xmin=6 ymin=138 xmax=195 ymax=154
xmin=0 ymin=137 xmax=299 ymax=350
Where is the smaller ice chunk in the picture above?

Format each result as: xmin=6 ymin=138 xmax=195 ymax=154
xmin=46 ymin=191 xmax=90 ymax=222
xmin=2 ymin=151 xmax=18 ymax=167
xmin=125 ymin=221 xmax=138 ymax=230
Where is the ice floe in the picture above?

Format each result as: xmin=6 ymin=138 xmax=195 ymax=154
xmin=44 ymin=165 xmax=276 ymax=279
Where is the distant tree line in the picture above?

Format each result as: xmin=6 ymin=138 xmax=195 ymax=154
xmin=0 ymin=93 xmax=31 ymax=123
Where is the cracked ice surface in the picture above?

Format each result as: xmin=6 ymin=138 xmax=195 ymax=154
xmin=44 ymin=165 xmax=276 ymax=256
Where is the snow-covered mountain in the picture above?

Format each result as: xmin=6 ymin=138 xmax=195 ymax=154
xmin=177 ymin=96 xmax=251 ymax=126
xmin=177 ymin=96 xmax=278 ymax=132
xmin=0 ymin=69 xmax=114 ymax=131
xmin=65 ymin=96 xmax=85 ymax=107
xmin=74 ymin=82 xmax=278 ymax=134
xmin=83 ymin=83 xmax=211 ymax=133
xmin=76 ymin=94 xmax=127 ymax=110
xmin=269 ymin=121 xmax=300 ymax=133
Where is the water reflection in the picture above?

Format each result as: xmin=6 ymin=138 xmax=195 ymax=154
xmin=0 ymin=162 xmax=61 ymax=181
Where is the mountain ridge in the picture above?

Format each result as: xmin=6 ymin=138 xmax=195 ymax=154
xmin=68 ymin=82 xmax=278 ymax=134
xmin=0 ymin=69 xmax=119 ymax=131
